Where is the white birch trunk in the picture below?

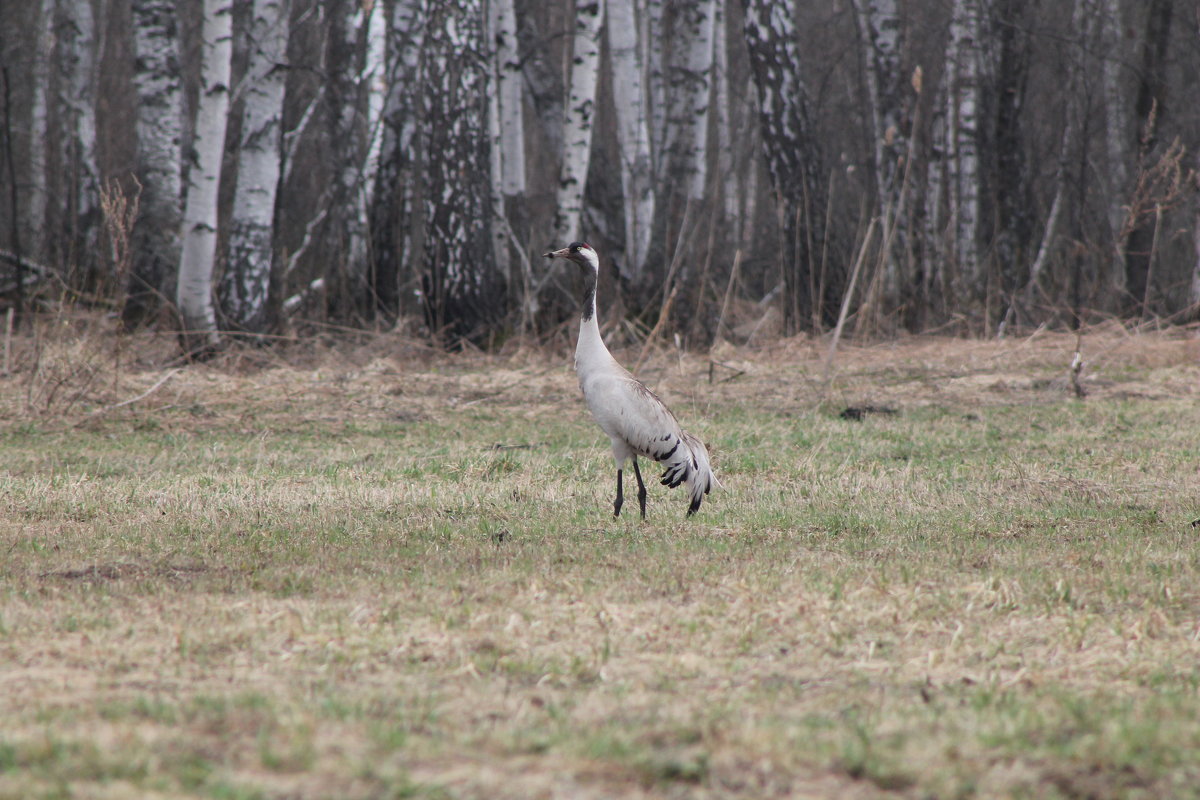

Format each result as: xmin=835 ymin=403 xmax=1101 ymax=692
xmin=608 ymin=0 xmax=654 ymax=276
xmin=945 ymin=0 xmax=984 ymax=302
xmin=61 ymin=0 xmax=101 ymax=273
xmin=486 ymin=0 xmax=524 ymax=289
xmin=362 ymin=0 xmax=387 ymax=202
xmin=133 ymin=0 xmax=184 ymax=207
xmin=221 ymin=0 xmax=290 ymax=333
xmin=660 ymin=0 xmax=714 ymax=200
xmin=553 ymin=0 xmax=605 ymax=245
xmin=854 ymin=0 xmax=906 ymax=311
xmin=27 ymin=0 xmax=56 ymax=263
xmin=28 ymin=0 xmax=102 ymax=277
xmin=491 ymin=0 xmax=525 ymax=197
xmin=486 ymin=2 xmax=510 ymax=287
xmin=331 ymin=1 xmax=372 ymax=296
xmin=853 ymin=0 xmax=903 ymax=199
xmin=129 ymin=0 xmax=185 ymax=322
xmin=854 ymin=0 xmax=883 ymax=197
xmin=177 ymin=0 xmax=233 ymax=353
xmin=683 ymin=0 xmax=716 ymax=201
xmin=368 ymin=0 xmax=424 ymax=319
xmin=642 ymin=0 xmax=666 ymax=177
xmin=743 ymin=0 xmax=826 ymax=332
xmin=421 ymin=0 xmax=497 ymax=338
xmin=387 ymin=0 xmax=424 ymax=161
xmin=713 ymin=0 xmax=738 ymax=224
xmin=1101 ymin=0 xmax=1128 ymax=290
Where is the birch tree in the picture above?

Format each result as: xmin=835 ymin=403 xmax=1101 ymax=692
xmin=220 ymin=0 xmax=290 ymax=334
xmin=712 ymin=0 xmax=739 ymax=226
xmin=675 ymin=0 xmax=716 ymax=202
xmin=369 ymin=0 xmax=424 ymax=322
xmin=643 ymin=0 xmax=667 ymax=176
xmin=742 ymin=0 xmax=826 ymax=332
xmin=553 ymin=0 xmax=605 ymax=246
xmin=853 ymin=0 xmax=904 ymax=204
xmin=324 ymin=0 xmax=375 ymax=317
xmin=514 ymin=0 xmax=563 ymax=162
xmin=176 ymin=0 xmax=233 ymax=355
xmin=362 ymin=0 xmax=387 ymax=190
xmin=57 ymin=0 xmax=101 ymax=284
xmin=608 ymin=0 xmax=654 ymax=278
xmin=650 ymin=0 xmax=715 ymax=217
xmin=1122 ymin=0 xmax=1173 ymax=311
xmin=853 ymin=0 xmax=909 ymax=312
xmin=487 ymin=0 xmax=524 ymax=295
xmin=491 ymin=0 xmax=524 ymax=200
xmin=420 ymin=0 xmax=497 ymax=339
xmin=128 ymin=0 xmax=185 ymax=325
xmin=26 ymin=0 xmax=55 ymax=265
xmin=25 ymin=0 xmax=102 ymax=283
xmin=944 ymin=0 xmax=986 ymax=307
xmin=1100 ymin=0 xmax=1129 ymax=291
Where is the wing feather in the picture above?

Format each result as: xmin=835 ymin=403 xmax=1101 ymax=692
xmin=581 ymin=373 xmax=719 ymax=514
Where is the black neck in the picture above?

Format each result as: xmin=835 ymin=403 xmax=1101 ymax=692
xmin=581 ymin=271 xmax=597 ymax=322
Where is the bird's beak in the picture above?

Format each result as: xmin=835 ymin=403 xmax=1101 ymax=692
xmin=544 ymin=247 xmax=571 ymax=259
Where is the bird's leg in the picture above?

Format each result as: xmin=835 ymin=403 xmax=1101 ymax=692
xmin=632 ymin=458 xmax=648 ymax=520
xmin=613 ymin=469 xmax=624 ymax=518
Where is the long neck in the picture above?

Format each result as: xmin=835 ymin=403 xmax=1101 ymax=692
xmin=575 ymin=264 xmax=613 ymax=370
xmin=581 ymin=269 xmax=597 ymax=324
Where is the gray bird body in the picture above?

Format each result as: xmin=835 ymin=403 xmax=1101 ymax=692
xmin=545 ymin=242 xmax=719 ymax=518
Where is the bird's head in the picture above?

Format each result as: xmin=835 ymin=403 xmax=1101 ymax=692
xmin=543 ymin=241 xmax=598 ymax=271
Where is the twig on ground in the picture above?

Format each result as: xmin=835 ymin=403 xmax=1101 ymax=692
xmin=84 ymin=368 xmax=182 ymax=419
xmin=708 ymin=359 xmax=745 ymax=385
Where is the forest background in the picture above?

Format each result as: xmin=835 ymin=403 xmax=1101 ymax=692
xmin=0 ymin=0 xmax=1197 ymax=355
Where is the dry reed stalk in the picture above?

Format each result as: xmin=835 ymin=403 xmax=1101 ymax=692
xmin=690 ymin=203 xmax=719 ymax=342
xmin=100 ymin=177 xmax=141 ymax=391
xmin=2 ymin=306 xmax=11 ymax=376
xmin=823 ymin=217 xmax=879 ymax=388
xmin=633 ymin=200 xmax=695 ymax=374
xmin=712 ymin=249 xmax=743 ymax=347
xmin=632 ymin=284 xmax=680 ymax=376
xmin=1141 ymin=203 xmax=1163 ymax=321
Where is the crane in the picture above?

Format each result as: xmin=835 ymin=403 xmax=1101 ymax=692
xmin=544 ymin=242 xmax=720 ymax=518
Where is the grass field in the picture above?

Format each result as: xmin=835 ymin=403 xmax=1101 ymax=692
xmin=2 ymin=324 xmax=1199 ymax=799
